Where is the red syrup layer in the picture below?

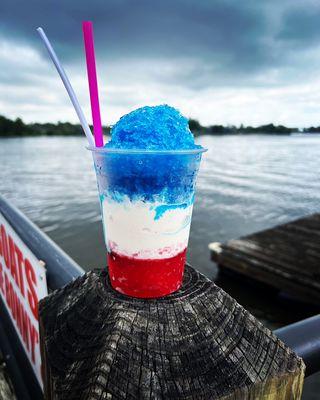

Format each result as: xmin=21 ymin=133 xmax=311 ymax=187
xmin=107 ymin=249 xmax=187 ymax=298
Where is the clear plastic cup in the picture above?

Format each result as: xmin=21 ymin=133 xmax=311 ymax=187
xmin=89 ymin=147 xmax=206 ymax=298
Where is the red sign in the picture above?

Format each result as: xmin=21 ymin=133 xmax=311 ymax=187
xmin=0 ymin=214 xmax=48 ymax=388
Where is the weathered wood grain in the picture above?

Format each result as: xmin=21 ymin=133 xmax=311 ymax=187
xmin=39 ymin=266 xmax=304 ymax=399
xmin=0 ymin=355 xmax=16 ymax=400
xmin=210 ymin=213 xmax=320 ymax=305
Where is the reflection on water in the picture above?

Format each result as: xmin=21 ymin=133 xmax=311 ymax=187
xmin=1 ymin=135 xmax=320 ymax=329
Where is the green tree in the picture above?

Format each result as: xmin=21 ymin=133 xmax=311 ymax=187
xmin=189 ymin=119 xmax=202 ymax=132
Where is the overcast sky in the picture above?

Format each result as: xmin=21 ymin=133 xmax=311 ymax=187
xmin=1 ymin=0 xmax=320 ymax=127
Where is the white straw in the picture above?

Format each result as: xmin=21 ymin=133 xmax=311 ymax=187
xmin=37 ymin=27 xmax=95 ymax=148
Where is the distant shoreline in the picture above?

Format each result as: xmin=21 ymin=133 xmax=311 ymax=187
xmin=1 ymin=114 xmax=320 ymax=137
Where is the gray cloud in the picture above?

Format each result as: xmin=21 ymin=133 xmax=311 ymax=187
xmin=1 ymin=1 xmax=319 ymax=81
xmin=0 ymin=1 xmax=274 ymax=71
xmin=278 ymin=6 xmax=320 ymax=47
xmin=1 ymin=0 xmax=320 ymax=126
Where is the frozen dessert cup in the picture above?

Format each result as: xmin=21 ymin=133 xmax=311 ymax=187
xmin=89 ymin=147 xmax=205 ymax=298
xmin=88 ymin=104 xmax=206 ymax=298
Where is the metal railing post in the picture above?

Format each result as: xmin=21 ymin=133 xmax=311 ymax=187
xmin=275 ymin=314 xmax=320 ymax=377
xmin=0 ymin=195 xmax=84 ymax=290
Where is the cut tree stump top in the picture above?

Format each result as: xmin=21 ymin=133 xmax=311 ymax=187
xmin=39 ymin=266 xmax=304 ymax=400
xmin=210 ymin=213 xmax=320 ymax=305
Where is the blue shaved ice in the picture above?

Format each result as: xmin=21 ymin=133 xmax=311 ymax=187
xmin=93 ymin=104 xmax=205 ymax=219
xmin=105 ymin=105 xmax=201 ymax=150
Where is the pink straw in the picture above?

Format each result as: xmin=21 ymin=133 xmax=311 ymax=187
xmin=82 ymin=21 xmax=104 ymax=147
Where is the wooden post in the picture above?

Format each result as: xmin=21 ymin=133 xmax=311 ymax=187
xmin=39 ymin=265 xmax=305 ymax=399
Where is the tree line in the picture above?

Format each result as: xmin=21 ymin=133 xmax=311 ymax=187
xmin=0 ymin=115 xmax=111 ymax=137
xmin=0 ymin=114 xmax=320 ymax=137
xmin=189 ymin=120 xmax=320 ymax=135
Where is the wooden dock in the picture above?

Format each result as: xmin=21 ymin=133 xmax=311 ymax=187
xmin=209 ymin=213 xmax=320 ymax=305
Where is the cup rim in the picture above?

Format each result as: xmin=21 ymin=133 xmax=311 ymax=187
xmin=86 ymin=146 xmax=207 ymax=155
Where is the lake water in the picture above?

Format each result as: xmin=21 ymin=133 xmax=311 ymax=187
xmin=0 ymin=135 xmax=319 ymax=397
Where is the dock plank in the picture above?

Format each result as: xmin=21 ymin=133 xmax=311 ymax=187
xmin=227 ymin=240 xmax=320 ymax=277
xmin=210 ymin=213 xmax=320 ymax=305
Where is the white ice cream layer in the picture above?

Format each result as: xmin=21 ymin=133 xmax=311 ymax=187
xmin=102 ymin=198 xmax=193 ymax=259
